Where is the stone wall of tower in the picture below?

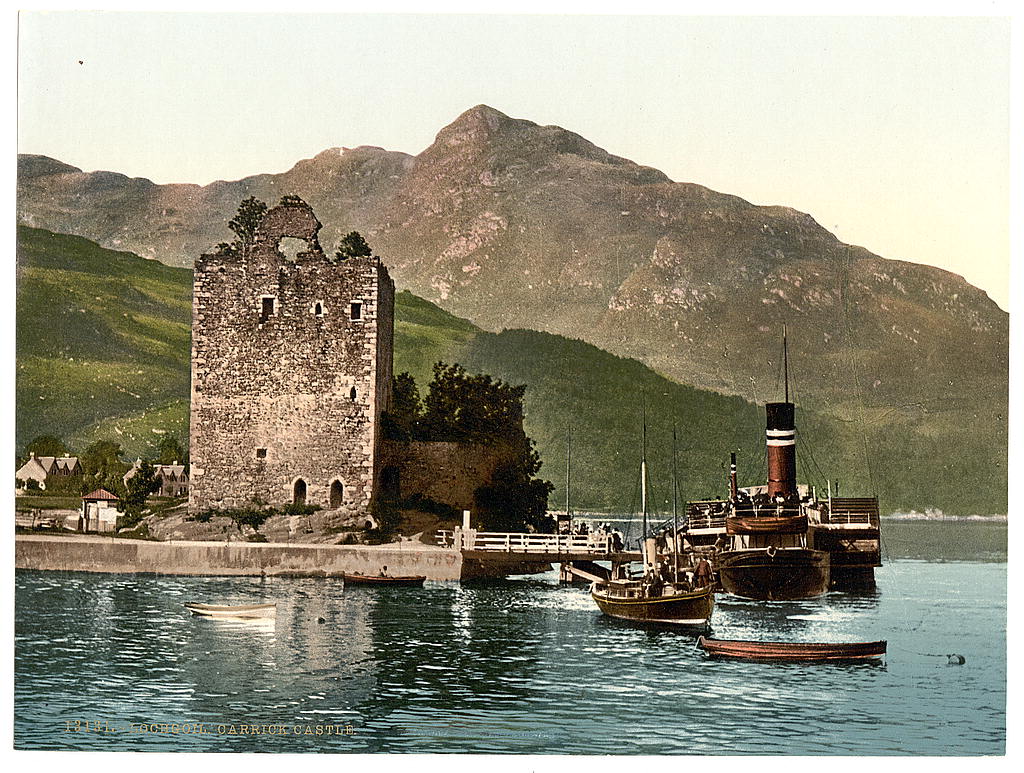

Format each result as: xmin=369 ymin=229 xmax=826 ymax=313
xmin=188 ymin=201 xmax=395 ymax=520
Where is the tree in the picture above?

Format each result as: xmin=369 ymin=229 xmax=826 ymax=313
xmin=335 ymin=231 xmax=372 ymax=260
xmin=419 ymin=362 xmax=555 ymax=531
xmin=80 ymin=439 xmax=127 ymax=494
xmin=119 ymin=460 xmax=160 ymax=528
xmin=382 ymin=372 xmax=423 ymax=440
xmin=227 ymin=196 xmax=268 ymax=256
xmin=422 ymin=362 xmax=527 ymax=443
xmin=156 ymin=434 xmax=187 ymax=465
xmin=24 ymin=434 xmax=67 ymax=459
xmin=474 ymin=455 xmax=555 ymax=533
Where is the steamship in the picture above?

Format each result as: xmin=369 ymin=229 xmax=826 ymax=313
xmin=683 ymin=334 xmax=882 ymax=600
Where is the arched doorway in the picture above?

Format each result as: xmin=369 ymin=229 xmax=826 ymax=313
xmin=330 ymin=479 xmax=344 ymax=509
xmin=293 ymin=478 xmax=307 ymax=505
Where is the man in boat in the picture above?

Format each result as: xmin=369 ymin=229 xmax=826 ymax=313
xmin=695 ymin=557 xmax=714 ymax=589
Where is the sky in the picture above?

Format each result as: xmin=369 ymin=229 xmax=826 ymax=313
xmin=15 ymin=9 xmax=1015 ymax=309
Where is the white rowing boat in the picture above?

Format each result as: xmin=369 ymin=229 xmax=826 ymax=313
xmin=184 ymin=602 xmax=277 ymax=619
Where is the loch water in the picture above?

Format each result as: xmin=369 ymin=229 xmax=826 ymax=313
xmin=14 ymin=519 xmax=1007 ymax=755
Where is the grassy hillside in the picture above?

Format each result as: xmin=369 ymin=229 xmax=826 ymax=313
xmin=16 ymin=226 xmax=192 ymax=457
xmin=15 ymin=227 xmax=1005 ymax=514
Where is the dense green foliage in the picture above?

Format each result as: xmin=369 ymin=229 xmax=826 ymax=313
xmin=335 ymin=231 xmax=372 ymax=260
xmin=15 ymin=226 xmax=1007 ymax=515
xmin=225 ymin=196 xmax=267 ymax=256
xmin=24 ymin=434 xmax=67 ymax=459
xmin=155 ymin=434 xmax=187 ymax=465
xmin=385 ymin=362 xmax=555 ymax=532
xmin=121 ymin=459 xmax=160 ymax=527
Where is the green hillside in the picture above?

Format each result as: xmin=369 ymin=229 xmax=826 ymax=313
xmin=16 ymin=226 xmax=192 ymax=457
xmin=15 ymin=226 xmax=1004 ymax=514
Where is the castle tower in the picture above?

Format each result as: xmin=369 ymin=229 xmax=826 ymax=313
xmin=188 ymin=200 xmax=394 ymax=519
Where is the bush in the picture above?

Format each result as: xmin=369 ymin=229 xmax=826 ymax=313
xmin=118 ymin=509 xmax=147 ymax=530
xmin=398 ymin=494 xmax=457 ymax=519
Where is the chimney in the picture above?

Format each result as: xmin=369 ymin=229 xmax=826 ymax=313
xmin=765 ymin=401 xmax=798 ymax=499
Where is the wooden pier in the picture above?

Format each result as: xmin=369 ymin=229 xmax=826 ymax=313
xmin=436 ymin=528 xmax=642 ymax=580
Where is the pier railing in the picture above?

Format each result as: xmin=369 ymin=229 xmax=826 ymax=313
xmin=437 ymin=529 xmax=614 ymax=554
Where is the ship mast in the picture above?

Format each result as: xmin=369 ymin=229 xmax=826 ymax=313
xmin=641 ymin=400 xmax=648 ymax=542
xmin=565 ymin=424 xmax=572 ymax=533
xmin=783 ymin=323 xmax=789 ymax=403
xmin=672 ymin=423 xmax=679 ymax=582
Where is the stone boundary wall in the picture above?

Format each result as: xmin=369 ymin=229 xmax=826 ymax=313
xmin=380 ymin=440 xmax=509 ymax=510
xmin=15 ymin=534 xmax=477 ymax=581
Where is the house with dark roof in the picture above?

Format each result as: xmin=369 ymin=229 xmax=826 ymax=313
xmin=123 ymin=460 xmax=189 ymax=498
xmin=15 ymin=453 xmax=82 ymax=490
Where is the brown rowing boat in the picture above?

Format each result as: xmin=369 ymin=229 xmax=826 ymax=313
xmin=341 ymin=573 xmax=426 ymax=587
xmin=697 ymin=635 xmax=886 ymax=661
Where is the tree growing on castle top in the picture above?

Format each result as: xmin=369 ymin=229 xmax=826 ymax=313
xmin=215 ymin=196 xmax=269 ymax=256
xmin=335 ymin=231 xmax=372 ymax=260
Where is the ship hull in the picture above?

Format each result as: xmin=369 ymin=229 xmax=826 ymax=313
xmin=717 ymin=547 xmax=830 ymax=600
xmin=591 ymin=584 xmax=714 ymax=627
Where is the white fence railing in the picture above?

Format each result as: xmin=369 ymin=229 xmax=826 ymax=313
xmin=436 ymin=529 xmax=614 ymax=554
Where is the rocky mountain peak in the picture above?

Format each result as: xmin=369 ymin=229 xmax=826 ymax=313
xmin=18 ymin=154 xmax=82 ymax=179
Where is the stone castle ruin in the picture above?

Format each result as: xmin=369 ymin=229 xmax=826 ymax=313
xmin=188 ymin=199 xmax=511 ymax=535
xmin=188 ymin=200 xmax=394 ymax=523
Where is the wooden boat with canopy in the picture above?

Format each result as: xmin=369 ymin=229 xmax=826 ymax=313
xmin=590 ymin=421 xmax=714 ymax=628
xmin=698 ymin=635 xmax=886 ymax=662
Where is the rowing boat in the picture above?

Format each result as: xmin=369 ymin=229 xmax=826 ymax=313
xmin=697 ymin=635 xmax=886 ymax=661
xmin=341 ymin=573 xmax=426 ymax=587
xmin=184 ymin=602 xmax=277 ymax=619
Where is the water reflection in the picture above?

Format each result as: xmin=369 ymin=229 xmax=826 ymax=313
xmin=14 ymin=557 xmax=1006 ymax=755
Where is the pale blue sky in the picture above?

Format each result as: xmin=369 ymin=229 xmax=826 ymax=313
xmin=17 ymin=11 xmax=1013 ymax=308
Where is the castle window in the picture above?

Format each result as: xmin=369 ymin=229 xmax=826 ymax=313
xmin=260 ymin=296 xmax=276 ymax=322
xmin=314 ymin=302 xmax=324 ymax=317
xmin=350 ymin=301 xmax=362 ymax=320
xmin=256 ymin=448 xmax=267 ymax=459
xmin=293 ymin=479 xmax=307 ymax=505
xmin=350 ymin=386 xmax=357 ymax=401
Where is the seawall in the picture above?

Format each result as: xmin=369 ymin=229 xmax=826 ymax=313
xmin=14 ymin=534 xmax=506 ymax=581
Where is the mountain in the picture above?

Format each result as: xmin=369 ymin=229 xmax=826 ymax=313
xmin=17 ymin=106 xmax=1008 ymax=512
xmin=15 ymin=226 xmax=1004 ymax=514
